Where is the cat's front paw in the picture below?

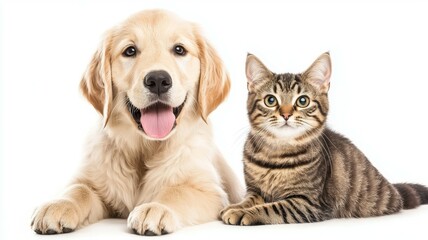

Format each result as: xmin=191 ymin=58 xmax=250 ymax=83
xmin=31 ymin=199 xmax=79 ymax=234
xmin=221 ymin=208 xmax=260 ymax=226
xmin=219 ymin=204 xmax=244 ymax=218
xmin=127 ymin=202 xmax=179 ymax=236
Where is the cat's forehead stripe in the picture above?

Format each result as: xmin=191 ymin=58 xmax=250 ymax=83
xmin=274 ymin=73 xmax=303 ymax=93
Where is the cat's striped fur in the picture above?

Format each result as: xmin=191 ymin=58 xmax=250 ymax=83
xmin=220 ymin=52 xmax=428 ymax=225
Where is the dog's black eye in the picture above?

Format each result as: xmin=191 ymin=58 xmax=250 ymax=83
xmin=173 ymin=44 xmax=187 ymax=56
xmin=123 ymin=46 xmax=137 ymax=57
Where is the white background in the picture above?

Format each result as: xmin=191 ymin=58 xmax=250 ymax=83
xmin=1 ymin=0 xmax=428 ymax=239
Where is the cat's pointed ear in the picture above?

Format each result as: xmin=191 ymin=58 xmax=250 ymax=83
xmin=246 ymin=53 xmax=272 ymax=92
xmin=303 ymin=52 xmax=332 ymax=93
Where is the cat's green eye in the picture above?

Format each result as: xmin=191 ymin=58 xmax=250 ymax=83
xmin=296 ymin=95 xmax=310 ymax=108
xmin=264 ymin=95 xmax=278 ymax=107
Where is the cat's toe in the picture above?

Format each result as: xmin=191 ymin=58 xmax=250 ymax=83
xmin=221 ymin=209 xmax=245 ymax=225
xmin=221 ymin=209 xmax=263 ymax=226
xmin=219 ymin=206 xmax=235 ymax=218
xmin=240 ymin=212 xmax=262 ymax=226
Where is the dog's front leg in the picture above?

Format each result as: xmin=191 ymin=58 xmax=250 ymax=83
xmin=128 ymin=180 xmax=227 ymax=236
xmin=31 ymin=183 xmax=107 ymax=234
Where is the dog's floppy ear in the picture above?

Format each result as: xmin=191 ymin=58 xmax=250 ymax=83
xmin=80 ymin=32 xmax=114 ymax=127
xmin=196 ymin=30 xmax=231 ymax=122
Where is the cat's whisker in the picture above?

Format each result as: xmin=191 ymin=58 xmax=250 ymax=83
xmin=230 ymin=126 xmax=251 ymax=151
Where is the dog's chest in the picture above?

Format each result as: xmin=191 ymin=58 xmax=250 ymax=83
xmin=96 ymin=154 xmax=146 ymax=217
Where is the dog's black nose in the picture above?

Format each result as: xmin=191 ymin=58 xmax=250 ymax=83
xmin=144 ymin=70 xmax=172 ymax=95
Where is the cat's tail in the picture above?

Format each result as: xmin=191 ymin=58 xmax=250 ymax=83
xmin=393 ymin=183 xmax=428 ymax=209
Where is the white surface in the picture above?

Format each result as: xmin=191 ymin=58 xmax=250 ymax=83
xmin=1 ymin=0 xmax=428 ymax=239
xmin=17 ymin=211 xmax=428 ymax=240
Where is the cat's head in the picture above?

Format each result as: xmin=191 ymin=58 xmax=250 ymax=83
xmin=245 ymin=52 xmax=331 ymax=144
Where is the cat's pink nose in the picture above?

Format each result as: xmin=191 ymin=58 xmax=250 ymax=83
xmin=282 ymin=113 xmax=292 ymax=121
xmin=280 ymin=105 xmax=294 ymax=121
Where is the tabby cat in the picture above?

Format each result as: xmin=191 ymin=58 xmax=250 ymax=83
xmin=220 ymin=52 xmax=428 ymax=225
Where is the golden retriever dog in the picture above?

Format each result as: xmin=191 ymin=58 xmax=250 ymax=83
xmin=31 ymin=9 xmax=243 ymax=236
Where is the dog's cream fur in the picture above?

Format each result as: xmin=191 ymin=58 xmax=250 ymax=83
xmin=31 ymin=10 xmax=243 ymax=235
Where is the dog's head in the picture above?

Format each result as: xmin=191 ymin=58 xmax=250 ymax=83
xmin=80 ymin=10 xmax=230 ymax=140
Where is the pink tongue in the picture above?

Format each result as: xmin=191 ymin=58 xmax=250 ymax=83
xmin=140 ymin=104 xmax=175 ymax=139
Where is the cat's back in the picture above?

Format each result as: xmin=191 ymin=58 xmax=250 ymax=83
xmin=322 ymin=127 xmax=370 ymax=167
xmin=322 ymin=127 xmax=377 ymax=172
xmin=321 ymin=127 xmax=403 ymax=217
xmin=323 ymin=128 xmax=354 ymax=150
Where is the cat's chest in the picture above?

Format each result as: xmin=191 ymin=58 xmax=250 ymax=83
xmin=245 ymin=162 xmax=301 ymax=201
xmin=244 ymin=155 xmax=322 ymax=202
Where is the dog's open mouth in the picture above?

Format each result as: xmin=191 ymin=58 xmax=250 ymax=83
xmin=126 ymin=97 xmax=185 ymax=139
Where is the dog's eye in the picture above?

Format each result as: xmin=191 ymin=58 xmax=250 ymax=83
xmin=173 ymin=45 xmax=187 ymax=56
xmin=123 ymin=46 xmax=137 ymax=57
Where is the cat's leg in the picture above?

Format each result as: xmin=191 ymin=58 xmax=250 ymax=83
xmin=222 ymin=196 xmax=324 ymax=225
xmin=220 ymin=191 xmax=265 ymax=219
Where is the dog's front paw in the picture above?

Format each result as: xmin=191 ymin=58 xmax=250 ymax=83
xmin=31 ymin=199 xmax=79 ymax=234
xmin=128 ymin=202 xmax=180 ymax=236
xmin=221 ymin=208 xmax=260 ymax=226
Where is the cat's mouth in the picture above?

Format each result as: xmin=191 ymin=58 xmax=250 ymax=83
xmin=281 ymin=125 xmax=295 ymax=130
xmin=126 ymin=97 xmax=186 ymax=139
xmin=281 ymin=121 xmax=295 ymax=128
